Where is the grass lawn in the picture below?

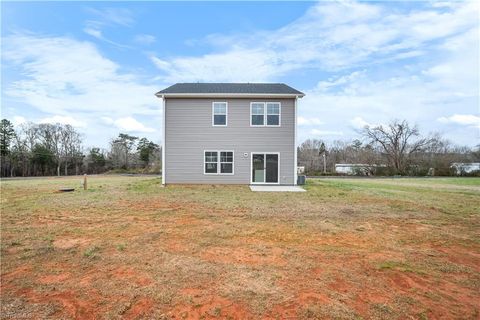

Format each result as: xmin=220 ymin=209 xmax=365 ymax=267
xmin=1 ymin=176 xmax=479 ymax=319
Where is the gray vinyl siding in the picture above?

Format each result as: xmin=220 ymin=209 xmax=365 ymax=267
xmin=164 ymin=98 xmax=295 ymax=184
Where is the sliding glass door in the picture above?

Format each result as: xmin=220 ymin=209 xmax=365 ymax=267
xmin=265 ymin=154 xmax=279 ymax=183
xmin=252 ymin=154 xmax=265 ymax=183
xmin=251 ymin=153 xmax=279 ymax=184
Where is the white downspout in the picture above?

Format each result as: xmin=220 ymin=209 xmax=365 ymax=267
xmin=162 ymin=96 xmax=166 ymax=185
xmin=294 ymin=96 xmax=298 ymax=186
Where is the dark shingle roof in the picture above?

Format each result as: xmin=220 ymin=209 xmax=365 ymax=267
xmin=156 ymin=83 xmax=304 ymax=96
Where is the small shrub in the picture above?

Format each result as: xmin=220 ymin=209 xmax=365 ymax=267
xmin=84 ymin=246 xmax=100 ymax=258
xmin=378 ymin=261 xmax=425 ymax=274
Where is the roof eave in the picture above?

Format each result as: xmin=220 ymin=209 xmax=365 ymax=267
xmin=155 ymin=92 xmax=305 ymax=98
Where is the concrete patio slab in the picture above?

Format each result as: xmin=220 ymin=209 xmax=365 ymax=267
xmin=249 ymin=185 xmax=306 ymax=192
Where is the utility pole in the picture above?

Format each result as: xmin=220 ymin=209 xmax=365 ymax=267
xmin=319 ymin=142 xmax=327 ymax=175
xmin=323 ymin=153 xmax=326 ymax=174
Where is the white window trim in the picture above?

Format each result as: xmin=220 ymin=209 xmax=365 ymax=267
xmin=212 ymin=102 xmax=228 ymax=127
xmin=204 ymin=151 xmax=219 ymax=175
xmin=266 ymin=102 xmax=281 ymax=127
xmin=250 ymin=102 xmax=265 ymax=127
xmin=203 ymin=150 xmax=235 ymax=175
xmin=250 ymin=102 xmax=281 ymax=127
xmin=250 ymin=152 xmax=281 ymax=184
xmin=219 ymin=151 xmax=235 ymax=175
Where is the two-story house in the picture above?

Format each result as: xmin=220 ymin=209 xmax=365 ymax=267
xmin=155 ymin=83 xmax=304 ymax=185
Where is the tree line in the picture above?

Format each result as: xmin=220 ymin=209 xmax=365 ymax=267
xmin=1 ymin=118 xmax=478 ymax=177
xmin=298 ymin=119 xmax=479 ymax=176
xmin=0 ymin=119 xmax=161 ymax=177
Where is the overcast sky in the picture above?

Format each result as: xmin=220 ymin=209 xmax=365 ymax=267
xmin=1 ymin=1 xmax=479 ymax=148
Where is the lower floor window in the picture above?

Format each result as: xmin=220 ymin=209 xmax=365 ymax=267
xmin=204 ymin=151 xmax=233 ymax=174
xmin=204 ymin=151 xmax=218 ymax=173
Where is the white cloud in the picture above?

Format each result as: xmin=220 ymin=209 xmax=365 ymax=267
xmin=12 ymin=116 xmax=26 ymax=126
xmin=134 ymin=34 xmax=156 ymax=45
xmin=101 ymin=117 xmax=115 ymax=125
xmin=83 ymin=20 xmax=131 ymax=48
xmin=83 ymin=26 xmax=103 ymax=39
xmin=146 ymin=0 xmax=479 ymax=145
xmin=83 ymin=7 xmax=134 ymax=48
xmin=3 ymin=34 xmax=159 ymax=117
xmin=350 ymin=117 xmax=371 ymax=129
xmin=297 ymin=13 xmax=478 ymax=145
xmin=310 ymin=129 xmax=343 ymax=136
xmin=2 ymin=33 xmax=162 ymax=146
xmin=438 ymin=114 xmax=480 ymax=127
xmin=298 ymin=116 xmax=324 ymax=126
xmin=39 ymin=115 xmax=87 ymax=127
xmin=150 ymin=1 xmax=478 ymax=83
xmin=102 ymin=116 xmax=155 ymax=133
xmin=150 ymin=49 xmax=287 ymax=82
xmin=2 ymin=2 xmax=479 ymax=147
xmin=86 ymin=7 xmax=134 ymax=27
xmin=150 ymin=56 xmax=171 ymax=72
xmin=316 ymin=71 xmax=364 ymax=92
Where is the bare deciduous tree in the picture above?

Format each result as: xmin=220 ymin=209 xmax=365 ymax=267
xmin=362 ymin=119 xmax=435 ymax=174
xmin=297 ymin=139 xmax=325 ymax=172
xmin=61 ymin=125 xmax=82 ymax=175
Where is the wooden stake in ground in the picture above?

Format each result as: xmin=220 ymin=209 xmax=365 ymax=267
xmin=83 ymin=174 xmax=87 ymax=190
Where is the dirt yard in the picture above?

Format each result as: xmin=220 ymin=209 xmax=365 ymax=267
xmin=1 ymin=176 xmax=479 ymax=319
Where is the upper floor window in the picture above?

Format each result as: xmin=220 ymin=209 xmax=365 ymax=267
xmin=267 ymin=102 xmax=280 ymax=126
xmin=251 ymin=103 xmax=264 ymax=126
xmin=212 ymin=102 xmax=227 ymax=126
xmin=250 ymin=102 xmax=281 ymax=127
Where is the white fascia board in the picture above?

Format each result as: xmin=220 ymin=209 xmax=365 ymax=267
xmin=155 ymin=93 xmax=305 ymax=98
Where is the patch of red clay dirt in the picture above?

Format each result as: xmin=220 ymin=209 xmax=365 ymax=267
xmin=201 ymin=246 xmax=286 ymax=266
xmin=168 ymin=295 xmax=252 ymax=319
xmin=433 ymin=245 xmax=480 ymax=271
xmin=265 ymin=292 xmax=330 ymax=319
xmin=118 ymin=199 xmax=184 ymax=212
xmin=2 ymin=265 xmax=33 ymax=282
xmin=123 ymin=297 xmax=155 ymax=320
xmin=327 ymin=277 xmax=351 ymax=294
xmin=351 ymin=290 xmax=391 ymax=316
xmin=297 ymin=291 xmax=330 ymax=304
xmin=38 ymin=273 xmax=71 ymax=284
xmin=180 ymin=288 xmax=204 ymax=296
xmin=5 ymin=247 xmax=21 ymax=254
xmin=16 ymin=288 xmax=99 ymax=320
xmin=378 ymin=269 xmax=479 ymax=319
xmin=165 ymin=239 xmax=190 ymax=253
xmin=110 ymin=266 xmax=153 ymax=287
xmin=53 ymin=238 xmax=90 ymax=249
xmin=383 ymin=271 xmax=428 ymax=292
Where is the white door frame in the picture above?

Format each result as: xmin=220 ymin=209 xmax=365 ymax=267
xmin=250 ymin=152 xmax=280 ymax=184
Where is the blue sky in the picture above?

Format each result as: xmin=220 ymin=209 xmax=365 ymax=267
xmin=2 ymin=1 xmax=479 ymax=148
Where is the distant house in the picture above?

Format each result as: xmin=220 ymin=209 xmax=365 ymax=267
xmin=335 ymin=164 xmax=385 ymax=175
xmin=297 ymin=166 xmax=305 ymax=175
xmin=450 ymin=163 xmax=480 ymax=175
xmin=156 ymin=83 xmax=305 ymax=185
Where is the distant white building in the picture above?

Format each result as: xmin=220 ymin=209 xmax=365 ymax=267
xmin=335 ymin=164 xmax=385 ymax=175
xmin=450 ymin=163 xmax=480 ymax=175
